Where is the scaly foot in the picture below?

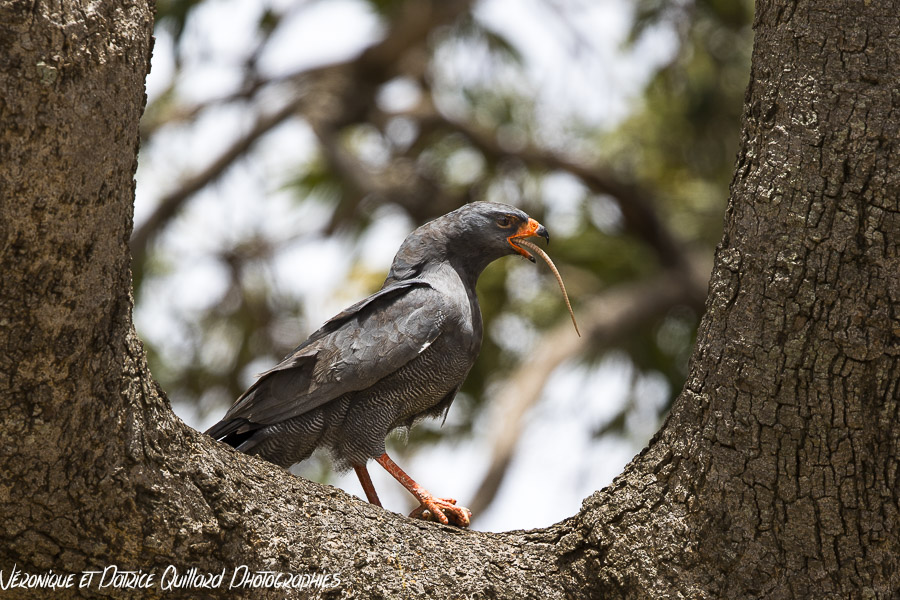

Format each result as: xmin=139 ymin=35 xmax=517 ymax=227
xmin=409 ymin=496 xmax=472 ymax=527
xmin=375 ymin=452 xmax=472 ymax=528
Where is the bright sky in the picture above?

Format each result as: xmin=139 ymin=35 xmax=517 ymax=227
xmin=135 ymin=0 xmax=677 ymax=532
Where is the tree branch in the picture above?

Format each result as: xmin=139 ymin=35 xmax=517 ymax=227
xmin=130 ymin=98 xmax=302 ymax=269
xmin=133 ymin=0 xmax=476 ymax=266
xmin=415 ymin=107 xmax=690 ymax=271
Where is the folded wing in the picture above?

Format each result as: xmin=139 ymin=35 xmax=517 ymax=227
xmin=205 ymin=279 xmax=446 ymax=440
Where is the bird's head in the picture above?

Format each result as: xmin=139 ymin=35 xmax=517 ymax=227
xmin=447 ymin=202 xmax=550 ymax=263
xmin=386 ymin=202 xmax=549 ymax=285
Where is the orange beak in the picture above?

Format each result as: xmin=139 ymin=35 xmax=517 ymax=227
xmin=507 ymin=218 xmax=550 ymax=262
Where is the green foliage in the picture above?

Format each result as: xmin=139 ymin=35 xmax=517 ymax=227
xmin=613 ymin=0 xmax=754 ymax=247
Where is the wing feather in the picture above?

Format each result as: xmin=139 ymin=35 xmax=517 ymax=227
xmin=207 ymin=279 xmax=447 ymax=433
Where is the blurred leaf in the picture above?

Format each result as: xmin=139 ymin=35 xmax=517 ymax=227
xmin=156 ymin=0 xmax=205 ymax=46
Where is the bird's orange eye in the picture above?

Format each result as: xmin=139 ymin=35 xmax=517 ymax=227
xmin=497 ymin=215 xmax=514 ymax=228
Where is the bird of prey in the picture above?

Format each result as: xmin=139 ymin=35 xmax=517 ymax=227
xmin=206 ymin=202 xmax=549 ymax=527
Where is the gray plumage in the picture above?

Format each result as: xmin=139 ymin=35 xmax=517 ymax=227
xmin=206 ymin=202 xmax=548 ymax=472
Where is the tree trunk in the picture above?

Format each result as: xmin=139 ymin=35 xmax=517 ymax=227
xmin=1 ymin=0 xmax=897 ymax=598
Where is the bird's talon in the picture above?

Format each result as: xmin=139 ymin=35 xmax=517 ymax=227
xmin=409 ymin=497 xmax=471 ymax=527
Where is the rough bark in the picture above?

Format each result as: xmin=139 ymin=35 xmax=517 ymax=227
xmin=0 ymin=1 xmax=897 ymax=600
xmin=567 ymin=2 xmax=899 ymax=597
xmin=0 ymin=0 xmax=155 ymax=574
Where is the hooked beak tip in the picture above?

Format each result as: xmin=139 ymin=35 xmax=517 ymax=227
xmin=508 ymin=218 xmax=549 ymax=259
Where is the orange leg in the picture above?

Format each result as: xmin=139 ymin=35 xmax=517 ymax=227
xmin=353 ymin=463 xmax=382 ymax=507
xmin=375 ymin=452 xmax=472 ymax=528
